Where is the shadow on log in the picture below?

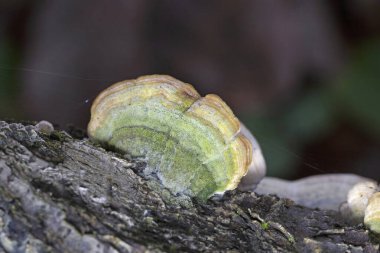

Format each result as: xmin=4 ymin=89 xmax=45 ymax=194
xmin=0 ymin=120 xmax=379 ymax=252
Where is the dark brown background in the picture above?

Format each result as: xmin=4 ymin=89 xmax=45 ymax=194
xmin=1 ymin=0 xmax=379 ymax=180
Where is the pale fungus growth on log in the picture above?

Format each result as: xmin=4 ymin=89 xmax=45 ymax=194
xmin=88 ymin=75 xmax=266 ymax=200
xmin=346 ymin=181 xmax=378 ymax=221
xmin=35 ymin=120 xmax=54 ymax=135
xmin=365 ymin=192 xmax=380 ymax=234
xmin=88 ymin=74 xmax=380 ymax=235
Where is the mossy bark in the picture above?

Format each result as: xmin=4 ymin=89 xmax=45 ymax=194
xmin=0 ymin=120 xmax=378 ymax=253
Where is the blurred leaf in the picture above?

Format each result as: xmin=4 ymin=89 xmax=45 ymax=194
xmin=0 ymin=39 xmax=21 ymax=117
xmin=335 ymin=40 xmax=380 ymax=138
xmin=240 ymin=115 xmax=299 ymax=178
xmin=284 ymin=88 xmax=334 ymax=144
xmin=241 ymin=85 xmax=336 ymax=179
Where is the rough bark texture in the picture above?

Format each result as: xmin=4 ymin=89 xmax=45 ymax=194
xmin=0 ymin=120 xmax=379 ymax=253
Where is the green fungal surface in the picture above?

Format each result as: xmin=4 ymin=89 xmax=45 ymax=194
xmin=88 ymin=75 xmax=252 ymax=200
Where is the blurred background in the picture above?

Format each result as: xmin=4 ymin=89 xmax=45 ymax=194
xmin=1 ymin=0 xmax=379 ymax=180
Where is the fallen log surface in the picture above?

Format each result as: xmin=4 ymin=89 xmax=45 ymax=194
xmin=0 ymin=120 xmax=379 ymax=253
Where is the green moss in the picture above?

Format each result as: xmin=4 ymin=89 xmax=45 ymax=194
xmin=261 ymin=222 xmax=269 ymax=230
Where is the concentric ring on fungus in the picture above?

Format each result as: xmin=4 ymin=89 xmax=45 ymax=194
xmin=88 ymin=75 xmax=254 ymax=200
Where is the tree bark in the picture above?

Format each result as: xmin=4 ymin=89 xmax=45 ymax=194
xmin=0 ymin=120 xmax=378 ymax=253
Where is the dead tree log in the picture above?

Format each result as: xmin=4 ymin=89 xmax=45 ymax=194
xmin=0 ymin=120 xmax=379 ymax=253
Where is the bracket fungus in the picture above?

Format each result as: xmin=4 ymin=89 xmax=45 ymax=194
xmin=365 ymin=192 xmax=380 ymax=234
xmin=346 ymin=181 xmax=378 ymax=221
xmin=87 ymin=74 xmax=380 ymax=235
xmin=346 ymin=181 xmax=380 ymax=234
xmin=88 ymin=75 xmax=266 ymax=200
